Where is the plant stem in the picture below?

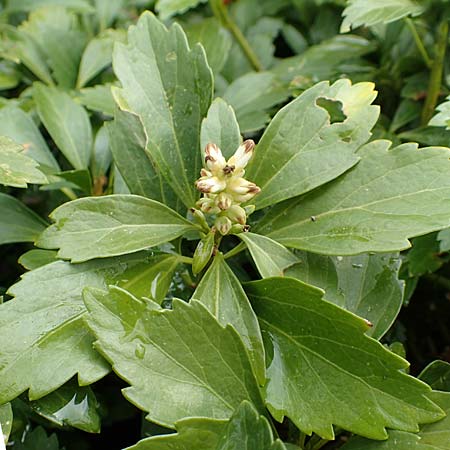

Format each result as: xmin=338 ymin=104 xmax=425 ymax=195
xmin=61 ymin=187 xmax=77 ymax=201
xmin=209 ymin=0 xmax=263 ymax=71
xmin=177 ymin=255 xmax=193 ymax=265
xmin=404 ymin=18 xmax=433 ymax=69
xmin=298 ymin=431 xmax=307 ymax=449
xmin=223 ymin=241 xmax=246 ymax=259
xmin=421 ymin=20 xmax=448 ymax=126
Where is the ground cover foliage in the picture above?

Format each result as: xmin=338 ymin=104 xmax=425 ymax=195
xmin=0 ymin=0 xmax=450 ymax=449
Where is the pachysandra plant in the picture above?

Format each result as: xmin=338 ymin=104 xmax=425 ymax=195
xmin=2 ymin=8 xmax=450 ymax=450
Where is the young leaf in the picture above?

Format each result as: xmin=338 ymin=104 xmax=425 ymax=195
xmin=77 ymin=30 xmax=125 ymax=88
xmin=0 ymin=252 xmax=175 ymax=402
xmin=185 ymin=18 xmax=232 ymax=75
xmin=0 ymin=403 xmax=12 ymax=444
xmin=0 ymin=106 xmax=59 ymax=170
xmin=5 ymin=0 xmax=94 ymax=13
xmin=19 ymin=249 xmax=57 ymax=270
xmin=246 ymin=79 xmax=378 ymax=209
xmin=407 ymin=233 xmax=444 ymax=276
xmin=245 ymin=277 xmax=444 ymax=440
xmin=93 ymin=0 xmax=124 ymax=30
xmin=13 ymin=426 xmax=61 ymax=450
xmin=341 ymin=0 xmax=425 ymax=33
xmin=430 ymin=96 xmax=450 ymax=130
xmin=113 ymin=12 xmax=213 ymax=209
xmin=258 ymin=141 xmax=450 ymax=255
xmin=238 ymin=233 xmax=298 ymax=278
xmin=29 ymin=380 xmax=101 ymax=433
xmin=0 ymin=137 xmax=48 ymax=188
xmin=77 ymin=85 xmax=116 ymax=116
xmin=286 ymin=252 xmax=404 ymax=339
xmin=83 ymin=287 xmax=265 ymax=427
xmin=192 ymin=253 xmax=265 ymax=384
xmin=342 ymin=392 xmax=450 ymax=450
xmin=107 ymin=109 xmax=181 ymax=213
xmin=156 ymin=0 xmax=207 ymax=20
xmin=0 ymin=193 xmax=47 ymax=245
xmin=34 ymin=83 xmax=93 ymax=170
xmin=37 ymin=195 xmax=196 ymax=262
xmin=419 ymin=361 xmax=450 ymax=391
xmin=201 ymin=98 xmax=241 ymax=159
xmin=223 ymin=72 xmax=289 ymax=133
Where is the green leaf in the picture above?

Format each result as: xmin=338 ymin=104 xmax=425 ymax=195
xmin=246 ymin=79 xmax=378 ymax=209
xmin=258 ymin=141 xmax=450 ymax=255
xmin=0 ymin=25 xmax=53 ymax=85
xmin=430 ymin=96 xmax=450 ymax=130
xmin=129 ymin=402 xmax=287 ymax=450
xmin=77 ymin=84 xmax=116 ymax=116
xmin=83 ymin=287 xmax=265 ymax=426
xmin=286 ymin=252 xmax=404 ymax=339
xmin=185 ymin=18 xmax=232 ymax=75
xmin=77 ymin=30 xmax=125 ymax=88
xmin=93 ymin=0 xmax=124 ymax=30
xmin=37 ymin=195 xmax=195 ymax=262
xmin=13 ymin=427 xmax=61 ymax=450
xmin=438 ymin=228 xmax=450 ymax=252
xmin=92 ymin=125 xmax=112 ymax=178
xmin=419 ymin=361 xmax=450 ymax=391
xmin=34 ymin=83 xmax=93 ymax=170
xmin=341 ymin=0 xmax=425 ymax=32
xmin=192 ymin=253 xmax=265 ymax=384
xmin=0 ymin=137 xmax=48 ymax=188
xmin=5 ymin=0 xmax=94 ymax=13
xmin=29 ymin=379 xmax=101 ymax=433
xmin=245 ymin=277 xmax=444 ymax=440
xmin=0 ymin=251 xmax=175 ymax=402
xmin=107 ymin=109 xmax=180 ymax=212
xmin=0 ymin=193 xmax=47 ymax=245
xmin=223 ymin=72 xmax=289 ymax=133
xmin=238 ymin=233 xmax=298 ymax=278
xmin=407 ymin=233 xmax=444 ymax=276
xmin=113 ymin=11 xmax=213 ymax=209
xmin=19 ymin=249 xmax=57 ymax=270
xmin=216 ymin=401 xmax=287 ymax=450
xmin=128 ymin=417 xmax=226 ymax=449
xmin=0 ymin=403 xmax=12 ymax=444
xmin=156 ymin=0 xmax=207 ymax=19
xmin=342 ymin=391 xmax=450 ymax=450
xmin=201 ymin=98 xmax=241 ymax=159
xmin=0 ymin=106 xmax=59 ymax=170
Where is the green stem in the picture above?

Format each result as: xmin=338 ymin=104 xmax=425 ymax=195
xmin=223 ymin=241 xmax=246 ymax=259
xmin=177 ymin=255 xmax=193 ymax=265
xmin=61 ymin=187 xmax=77 ymax=201
xmin=421 ymin=20 xmax=448 ymax=126
xmin=209 ymin=0 xmax=263 ymax=71
xmin=404 ymin=18 xmax=433 ymax=69
xmin=298 ymin=431 xmax=307 ymax=449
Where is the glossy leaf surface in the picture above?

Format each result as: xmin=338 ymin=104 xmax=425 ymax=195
xmin=113 ymin=12 xmax=213 ymax=208
xmin=286 ymin=252 xmax=404 ymax=339
xmin=245 ymin=277 xmax=443 ymax=440
xmin=37 ymin=195 xmax=195 ymax=262
xmin=0 ymin=194 xmax=47 ymax=245
xmin=84 ymin=287 xmax=265 ymax=427
xmin=192 ymin=253 xmax=265 ymax=384
xmin=259 ymin=142 xmax=450 ymax=255
xmin=238 ymin=233 xmax=298 ymax=278
xmin=246 ymin=80 xmax=378 ymax=209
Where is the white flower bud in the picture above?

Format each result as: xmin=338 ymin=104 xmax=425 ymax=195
xmin=196 ymin=197 xmax=220 ymax=214
xmin=227 ymin=205 xmax=246 ymax=225
xmin=205 ymin=143 xmax=226 ymax=174
xmin=195 ymin=176 xmax=226 ymax=194
xmin=233 ymin=192 xmax=259 ymax=204
xmin=227 ymin=140 xmax=255 ymax=173
xmin=215 ymin=216 xmax=232 ymax=235
xmin=216 ymin=192 xmax=233 ymax=210
xmin=227 ymin=177 xmax=261 ymax=196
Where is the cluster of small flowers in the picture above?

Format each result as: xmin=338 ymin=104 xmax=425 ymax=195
xmin=194 ymin=140 xmax=260 ymax=235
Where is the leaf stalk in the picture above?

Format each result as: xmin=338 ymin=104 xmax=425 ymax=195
xmin=209 ymin=0 xmax=263 ymax=72
xmin=421 ymin=20 xmax=448 ymax=126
